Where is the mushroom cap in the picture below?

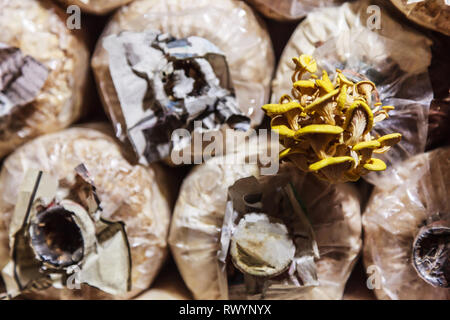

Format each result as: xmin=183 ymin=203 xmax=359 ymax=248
xmin=272 ymin=125 xmax=297 ymax=138
xmin=316 ymin=70 xmax=334 ymax=93
xmin=337 ymin=72 xmax=354 ymax=86
xmin=356 ymin=80 xmax=375 ymax=91
xmin=308 ymin=156 xmax=355 ymax=172
xmin=377 ymin=133 xmax=402 ymax=147
xmin=262 ymin=101 xmax=303 ymax=116
xmin=353 ymin=140 xmax=381 ymax=151
xmin=363 ymin=158 xmax=387 ymax=171
xmin=292 ymin=54 xmax=317 ymax=73
xmin=373 ymin=133 xmax=402 ymax=154
xmin=305 ymin=89 xmax=340 ymax=111
xmin=295 ymin=124 xmax=343 ymax=138
xmin=293 ymin=79 xmax=316 ymax=89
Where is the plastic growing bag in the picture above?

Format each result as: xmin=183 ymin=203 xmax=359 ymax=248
xmin=92 ymin=0 xmax=275 ymax=155
xmin=169 ymin=140 xmax=362 ymax=300
xmin=272 ymin=0 xmax=433 ymax=184
xmin=0 ymin=125 xmax=171 ymax=299
xmin=0 ymin=0 xmax=89 ymax=159
xmin=245 ymin=0 xmax=345 ymax=21
xmin=363 ymin=147 xmax=450 ymax=300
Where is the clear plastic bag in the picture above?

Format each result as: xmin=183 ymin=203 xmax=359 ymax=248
xmin=56 ymin=0 xmax=133 ymax=15
xmin=363 ymin=147 xmax=450 ymax=300
xmin=245 ymin=0 xmax=346 ymax=21
xmin=0 ymin=0 xmax=89 ymax=158
xmin=0 ymin=125 xmax=172 ymax=299
xmin=272 ymin=0 xmax=433 ymax=184
xmin=92 ymin=0 xmax=275 ymax=144
xmin=390 ymin=0 xmax=450 ymax=36
xmin=169 ymin=141 xmax=362 ymax=300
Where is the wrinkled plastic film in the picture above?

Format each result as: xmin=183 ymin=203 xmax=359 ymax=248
xmin=92 ymin=0 xmax=275 ymax=143
xmin=363 ymin=147 xmax=450 ymax=300
xmin=0 ymin=125 xmax=171 ymax=300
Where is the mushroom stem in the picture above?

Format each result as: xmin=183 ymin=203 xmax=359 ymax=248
xmin=412 ymin=220 xmax=450 ymax=288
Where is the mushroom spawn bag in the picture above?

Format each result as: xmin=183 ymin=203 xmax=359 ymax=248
xmin=272 ymin=0 xmax=433 ymax=184
xmin=363 ymin=147 xmax=450 ymax=300
xmin=390 ymin=0 xmax=450 ymax=36
xmin=245 ymin=0 xmax=345 ymax=21
xmin=169 ymin=145 xmax=362 ymax=300
xmin=0 ymin=0 xmax=89 ymax=158
xmin=56 ymin=0 xmax=134 ymax=15
xmin=0 ymin=126 xmax=171 ymax=299
xmin=91 ymin=0 xmax=275 ymax=142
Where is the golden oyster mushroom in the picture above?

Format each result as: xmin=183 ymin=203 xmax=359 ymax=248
xmin=293 ymin=54 xmax=317 ymax=74
xmin=262 ymin=101 xmax=303 ymax=116
xmin=374 ymin=133 xmax=403 ymax=154
xmin=353 ymin=140 xmax=381 ymax=151
xmin=272 ymin=125 xmax=297 ymax=139
xmin=295 ymin=124 xmax=343 ymax=160
xmin=262 ymin=54 xmax=402 ymax=183
xmin=356 ymin=80 xmax=376 ymax=105
xmin=352 ymin=140 xmax=381 ymax=163
xmin=316 ymin=70 xmax=335 ymax=93
xmin=363 ymin=158 xmax=387 ymax=171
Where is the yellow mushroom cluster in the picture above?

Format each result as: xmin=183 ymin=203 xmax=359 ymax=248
xmin=263 ymin=55 xmax=402 ymax=183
